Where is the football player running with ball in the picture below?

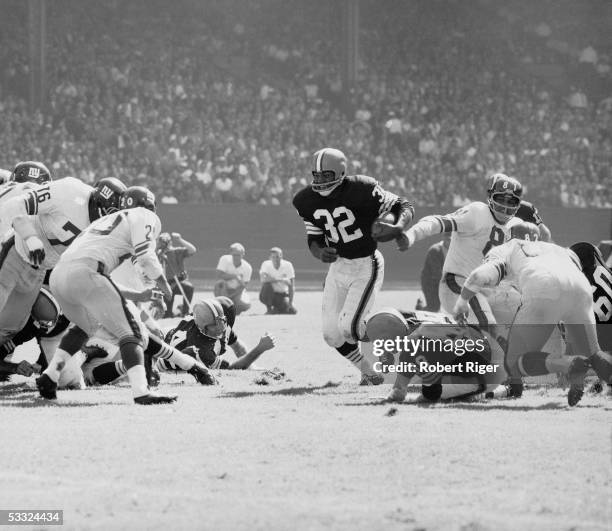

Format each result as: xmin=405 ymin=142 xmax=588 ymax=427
xmin=292 ymin=148 xmax=414 ymax=384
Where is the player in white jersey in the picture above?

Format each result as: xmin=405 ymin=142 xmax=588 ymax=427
xmin=0 ymin=176 xmax=126 ymax=347
xmin=399 ymin=174 xmax=522 ymax=327
xmin=452 ymin=236 xmax=606 ymax=405
xmin=0 ymin=161 xmax=53 ymax=236
xmin=37 ymin=186 xmax=211 ymax=404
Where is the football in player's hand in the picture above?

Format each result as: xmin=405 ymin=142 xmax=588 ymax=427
xmin=371 ymin=212 xmax=399 ymax=242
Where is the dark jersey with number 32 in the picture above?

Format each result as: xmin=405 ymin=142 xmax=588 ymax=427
xmin=293 ymin=175 xmax=404 ymax=259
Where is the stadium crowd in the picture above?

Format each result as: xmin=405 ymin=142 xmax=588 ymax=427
xmin=0 ymin=0 xmax=610 ymax=208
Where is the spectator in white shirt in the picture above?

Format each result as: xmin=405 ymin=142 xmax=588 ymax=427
xmin=214 ymin=242 xmax=252 ymax=315
xmin=259 ymin=247 xmax=297 ymax=315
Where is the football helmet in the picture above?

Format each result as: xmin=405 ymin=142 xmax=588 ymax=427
xmin=311 ymin=148 xmax=347 ymax=195
xmin=158 ymin=232 xmax=171 ymax=249
xmin=510 ymin=221 xmax=540 ymax=241
xmin=486 ymin=173 xmax=522 ymax=224
xmin=120 ymin=186 xmax=156 ymax=212
xmin=91 ymin=177 xmax=127 ymax=218
xmin=10 ymin=161 xmax=52 ymax=184
xmin=31 ymin=287 xmax=61 ymax=333
xmin=193 ymin=298 xmax=227 ymax=339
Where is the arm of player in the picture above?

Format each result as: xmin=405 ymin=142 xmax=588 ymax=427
xmin=399 ymin=204 xmax=479 ymax=251
xmin=228 ymin=333 xmax=276 ymax=370
xmin=130 ymin=211 xmax=172 ymax=300
xmin=453 ymin=260 xmax=506 ymax=320
xmin=539 ymin=223 xmax=552 ymax=242
xmin=3 ymin=184 xmax=53 ymax=265
xmin=171 ymin=233 xmax=196 ymax=255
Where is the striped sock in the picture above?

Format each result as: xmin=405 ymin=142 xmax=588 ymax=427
xmin=336 ymin=342 xmax=363 ymax=368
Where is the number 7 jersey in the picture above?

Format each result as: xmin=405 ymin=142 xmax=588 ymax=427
xmin=60 ymin=207 xmax=163 ymax=280
xmin=292 ymin=175 xmax=401 ymax=259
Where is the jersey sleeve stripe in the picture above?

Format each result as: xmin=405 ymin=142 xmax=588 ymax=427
xmin=25 ymin=191 xmax=38 ymax=215
xmin=434 ymin=216 xmax=456 ymax=232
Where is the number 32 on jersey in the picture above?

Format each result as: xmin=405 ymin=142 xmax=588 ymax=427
xmin=313 ymin=207 xmax=363 ymax=243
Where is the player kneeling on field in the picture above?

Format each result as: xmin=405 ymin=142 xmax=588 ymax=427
xmin=365 ymin=308 xmax=507 ymax=403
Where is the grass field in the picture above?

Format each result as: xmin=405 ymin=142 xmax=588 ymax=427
xmin=1 ymin=290 xmax=610 ymax=531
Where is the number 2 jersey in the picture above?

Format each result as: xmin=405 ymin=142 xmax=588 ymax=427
xmin=0 ymin=177 xmax=96 ymax=268
xmin=292 ymin=175 xmax=413 ymax=259
xmin=58 ymin=207 xmax=163 ymax=281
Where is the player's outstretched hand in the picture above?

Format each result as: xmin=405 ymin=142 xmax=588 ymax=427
xmin=320 ymin=247 xmax=338 ymax=263
xmin=452 ymin=298 xmax=470 ymax=323
xmin=396 ymin=232 xmax=411 ymax=252
xmin=258 ymin=333 xmax=276 ymax=352
xmin=16 ymin=360 xmax=36 ymax=377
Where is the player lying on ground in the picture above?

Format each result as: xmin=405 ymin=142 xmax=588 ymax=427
xmin=292 ymin=147 xmax=414 ymax=385
xmin=36 ymin=186 xmax=197 ymax=404
xmin=56 ymin=296 xmax=217 ymax=390
xmin=160 ymin=296 xmax=276 ymax=371
xmin=365 ymin=308 xmax=508 ymax=403
xmin=452 ymin=235 xmax=612 ymax=405
xmin=62 ymin=296 xmax=276 ymax=387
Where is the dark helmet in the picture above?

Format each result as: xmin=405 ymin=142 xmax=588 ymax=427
xmin=510 ymin=221 xmax=540 ymax=241
xmin=11 ymin=161 xmax=52 ymax=184
xmin=120 ymin=186 xmax=156 ymax=212
xmin=486 ymin=173 xmax=523 ymax=224
xmin=91 ymin=177 xmax=127 ymax=218
xmin=31 ymin=287 xmax=61 ymax=333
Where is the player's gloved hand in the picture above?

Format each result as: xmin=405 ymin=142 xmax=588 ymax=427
xmin=319 ymin=247 xmax=338 ymax=263
xmin=157 ymin=277 xmax=173 ymax=301
xmin=15 ymin=360 xmax=36 ymax=377
xmin=25 ymin=236 xmax=45 ymax=266
xmin=452 ymin=297 xmax=470 ymax=323
xmin=257 ymin=333 xmax=276 ymax=352
xmin=396 ymin=231 xmax=415 ymax=252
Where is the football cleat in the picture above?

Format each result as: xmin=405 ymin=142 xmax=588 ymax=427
xmin=359 ymin=373 xmax=385 ymax=386
xmin=421 ymin=382 xmax=443 ymax=402
xmin=567 ymin=356 xmax=589 ymax=406
xmin=589 ymin=351 xmax=612 ymax=385
xmin=36 ymin=373 xmax=58 ymax=399
xmin=507 ymin=378 xmax=524 ymax=398
xmin=134 ymin=392 xmax=178 ymax=405
xmin=386 ymin=386 xmax=408 ymax=403
xmin=188 ymin=362 xmax=217 ymax=386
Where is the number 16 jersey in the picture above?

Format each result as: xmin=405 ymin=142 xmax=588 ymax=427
xmin=293 ymin=175 xmax=400 ymax=259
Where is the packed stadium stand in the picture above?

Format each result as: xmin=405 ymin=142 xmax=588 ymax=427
xmin=1 ymin=0 xmax=610 ymax=208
